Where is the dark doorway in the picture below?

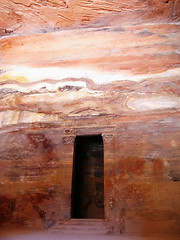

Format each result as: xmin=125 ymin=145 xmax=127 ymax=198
xmin=71 ymin=135 xmax=104 ymax=219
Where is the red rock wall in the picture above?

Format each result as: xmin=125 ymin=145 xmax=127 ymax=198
xmin=0 ymin=114 xmax=179 ymax=233
xmin=0 ymin=0 xmax=179 ymax=35
xmin=0 ymin=0 xmax=180 ymax=235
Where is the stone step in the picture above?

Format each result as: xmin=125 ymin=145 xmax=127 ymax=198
xmin=50 ymin=219 xmax=112 ymax=235
xmin=51 ymin=229 xmax=107 ymax=235
xmin=55 ymin=219 xmax=106 ymax=226
xmin=52 ymin=225 xmax=107 ymax=230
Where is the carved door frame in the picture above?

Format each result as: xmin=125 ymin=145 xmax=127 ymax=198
xmin=62 ymin=127 xmax=115 ymax=221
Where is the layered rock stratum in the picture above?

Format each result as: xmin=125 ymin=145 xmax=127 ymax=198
xmin=0 ymin=0 xmax=180 ymax=234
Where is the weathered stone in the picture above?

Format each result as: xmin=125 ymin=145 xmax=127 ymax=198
xmin=0 ymin=0 xmax=179 ymax=236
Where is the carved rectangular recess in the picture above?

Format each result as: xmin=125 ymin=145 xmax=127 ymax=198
xmin=71 ymin=135 xmax=104 ymax=219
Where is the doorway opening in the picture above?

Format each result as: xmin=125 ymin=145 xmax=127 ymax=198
xmin=71 ymin=135 xmax=104 ymax=219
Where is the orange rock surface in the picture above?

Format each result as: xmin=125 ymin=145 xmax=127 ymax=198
xmin=0 ymin=0 xmax=180 ymax=235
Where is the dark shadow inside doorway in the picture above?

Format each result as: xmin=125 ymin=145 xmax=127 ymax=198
xmin=71 ymin=135 xmax=104 ymax=219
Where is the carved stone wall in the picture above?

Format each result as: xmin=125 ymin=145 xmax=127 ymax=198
xmin=0 ymin=117 xmax=179 ymax=234
xmin=0 ymin=0 xmax=179 ymax=235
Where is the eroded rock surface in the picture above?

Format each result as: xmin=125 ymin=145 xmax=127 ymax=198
xmin=0 ymin=0 xmax=180 ymax=35
xmin=0 ymin=0 xmax=180 ymax=235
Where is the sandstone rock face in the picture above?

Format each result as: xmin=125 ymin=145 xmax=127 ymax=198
xmin=0 ymin=0 xmax=180 ymax=35
xmin=0 ymin=0 xmax=180 ymax=235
